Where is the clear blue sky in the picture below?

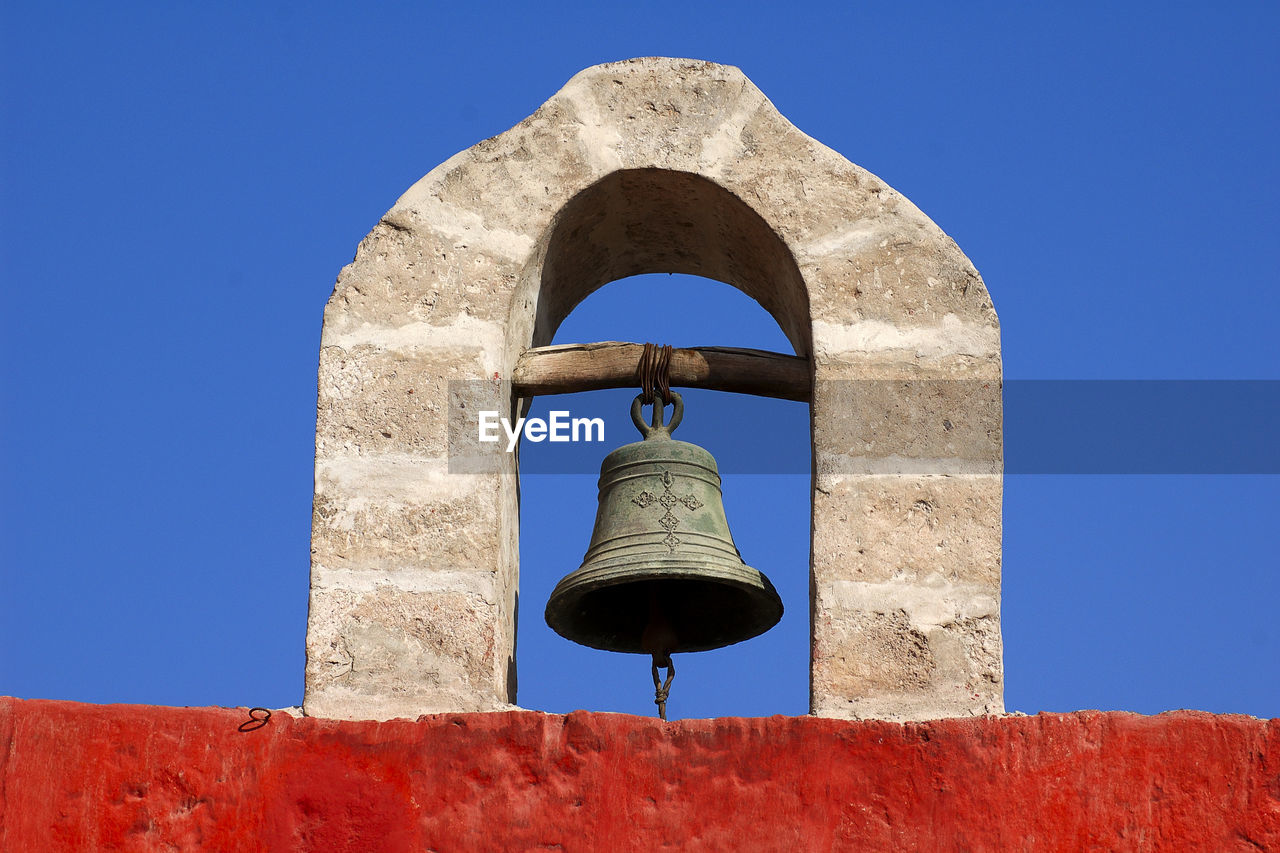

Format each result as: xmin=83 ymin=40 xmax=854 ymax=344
xmin=2 ymin=2 xmax=1276 ymax=720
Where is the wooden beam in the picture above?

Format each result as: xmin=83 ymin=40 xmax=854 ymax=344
xmin=512 ymin=342 xmax=811 ymax=402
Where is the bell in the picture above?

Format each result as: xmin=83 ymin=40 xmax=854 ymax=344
xmin=545 ymin=392 xmax=784 ymax=659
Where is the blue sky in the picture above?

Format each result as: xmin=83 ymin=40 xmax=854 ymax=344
xmin=2 ymin=2 xmax=1276 ymax=720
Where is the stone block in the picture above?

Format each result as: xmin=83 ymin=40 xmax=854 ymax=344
xmin=812 ymin=603 xmax=1003 ymax=720
xmin=304 ymin=585 xmax=512 ymax=719
xmin=812 ymin=377 xmax=1002 ymax=472
xmin=316 ymin=346 xmax=493 ymax=458
xmin=800 ymin=242 xmax=999 ymax=331
xmin=812 ymin=474 xmax=1002 ymax=587
xmin=813 ymin=607 xmax=936 ymax=696
xmin=311 ymin=455 xmax=503 ymax=572
xmin=324 ymin=215 xmax=522 ymax=333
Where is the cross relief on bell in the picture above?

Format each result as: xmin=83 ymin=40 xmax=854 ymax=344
xmin=633 ymin=469 xmax=704 ymax=553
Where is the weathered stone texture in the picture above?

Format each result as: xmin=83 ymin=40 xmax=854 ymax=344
xmin=308 ymin=57 xmax=1004 ymax=721
xmin=327 ymin=216 xmax=522 ymax=332
xmin=4 ymin=700 xmax=1277 ymax=852
xmin=305 ymin=586 xmax=504 ymax=718
xmin=305 ymin=457 xmax=517 ymax=717
xmin=316 ymin=347 xmax=491 ymax=457
xmin=311 ymin=462 xmax=502 ymax=569
xmin=812 ymin=474 xmax=1002 ymax=587
xmin=813 ymin=379 xmax=1001 ymax=468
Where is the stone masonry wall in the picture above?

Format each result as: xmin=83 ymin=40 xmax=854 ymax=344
xmin=307 ymin=57 xmax=1003 ymax=721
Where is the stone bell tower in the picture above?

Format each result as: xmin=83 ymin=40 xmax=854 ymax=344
xmin=305 ymin=57 xmax=1003 ymax=722
xmin=6 ymin=58 xmax=1272 ymax=853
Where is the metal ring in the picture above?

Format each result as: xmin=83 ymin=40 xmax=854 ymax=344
xmin=631 ymin=392 xmax=683 ymax=438
xmin=665 ymin=392 xmax=683 ymax=433
xmin=238 ymin=707 xmax=272 ymax=732
xmin=630 ymin=394 xmax=652 ymax=436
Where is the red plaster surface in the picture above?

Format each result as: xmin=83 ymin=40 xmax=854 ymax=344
xmin=0 ymin=698 xmax=1276 ymax=852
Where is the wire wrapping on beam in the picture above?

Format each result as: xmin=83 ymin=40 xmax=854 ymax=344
xmin=636 ymin=342 xmax=674 ymax=404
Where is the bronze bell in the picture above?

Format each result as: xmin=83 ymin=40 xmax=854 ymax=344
xmin=544 ymin=392 xmax=784 ymax=662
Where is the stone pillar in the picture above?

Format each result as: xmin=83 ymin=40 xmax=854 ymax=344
xmin=304 ymin=57 xmax=1003 ymax=721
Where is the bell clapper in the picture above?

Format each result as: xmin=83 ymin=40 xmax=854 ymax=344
xmin=650 ymin=653 xmax=675 ymax=721
xmin=642 ymin=584 xmax=678 ymax=721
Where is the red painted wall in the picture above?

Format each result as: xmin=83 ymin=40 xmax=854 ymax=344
xmin=1 ymin=697 xmax=1276 ymax=851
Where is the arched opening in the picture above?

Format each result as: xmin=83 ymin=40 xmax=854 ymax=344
xmin=509 ymin=168 xmax=812 ymax=358
xmin=517 ymin=273 xmax=810 ymax=717
xmin=508 ymin=168 xmax=812 ymax=717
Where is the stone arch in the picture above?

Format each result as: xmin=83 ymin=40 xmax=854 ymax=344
xmin=306 ymin=58 xmax=1003 ymax=722
xmin=520 ymin=168 xmax=810 ymax=356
